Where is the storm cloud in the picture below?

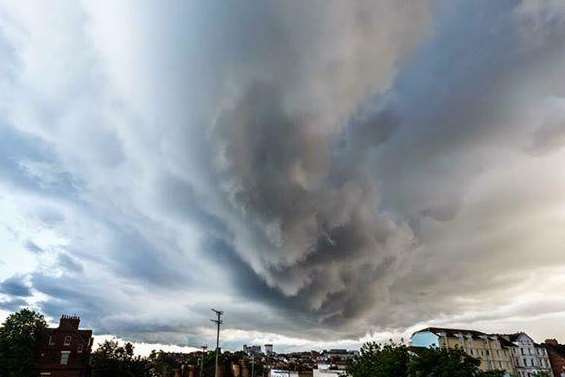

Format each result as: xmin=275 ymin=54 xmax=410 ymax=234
xmin=1 ymin=0 xmax=565 ymax=349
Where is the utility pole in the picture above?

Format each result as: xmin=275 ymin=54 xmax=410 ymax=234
xmin=200 ymin=345 xmax=208 ymax=377
xmin=211 ymin=309 xmax=224 ymax=377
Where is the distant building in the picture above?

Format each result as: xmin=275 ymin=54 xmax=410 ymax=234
xmin=499 ymin=333 xmax=552 ymax=377
xmin=243 ymin=344 xmax=262 ymax=355
xmin=269 ymin=370 xmax=312 ymax=377
xmin=410 ymin=327 xmax=516 ymax=375
xmin=37 ymin=315 xmax=93 ymax=377
xmin=543 ymin=339 xmax=565 ymax=377
xmin=320 ymin=349 xmax=357 ymax=365
xmin=265 ymin=344 xmax=274 ymax=355
xmin=313 ymin=364 xmax=346 ymax=377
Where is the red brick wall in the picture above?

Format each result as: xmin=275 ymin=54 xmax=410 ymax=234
xmin=36 ymin=317 xmax=92 ymax=377
xmin=544 ymin=341 xmax=565 ymax=377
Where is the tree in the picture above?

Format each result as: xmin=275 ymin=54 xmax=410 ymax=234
xmin=91 ymin=339 xmax=151 ymax=377
xmin=409 ymin=347 xmax=507 ymax=377
xmin=147 ymin=350 xmax=181 ymax=377
xmin=348 ymin=342 xmax=509 ymax=377
xmin=347 ymin=342 xmax=410 ymax=377
xmin=409 ymin=347 xmax=482 ymax=377
xmin=0 ymin=308 xmax=47 ymax=377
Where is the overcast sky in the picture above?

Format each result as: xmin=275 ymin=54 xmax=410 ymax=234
xmin=1 ymin=0 xmax=565 ymax=353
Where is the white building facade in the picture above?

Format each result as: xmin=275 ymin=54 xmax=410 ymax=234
xmin=501 ymin=333 xmax=552 ymax=377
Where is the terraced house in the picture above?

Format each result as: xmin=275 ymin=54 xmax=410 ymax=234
xmin=498 ymin=333 xmax=552 ymax=377
xmin=410 ymin=328 xmax=516 ymax=375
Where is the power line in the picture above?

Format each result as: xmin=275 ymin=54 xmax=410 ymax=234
xmin=211 ymin=309 xmax=224 ymax=377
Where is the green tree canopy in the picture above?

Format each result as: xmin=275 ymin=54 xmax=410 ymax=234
xmin=92 ymin=339 xmax=151 ymax=377
xmin=0 ymin=308 xmax=47 ymax=377
xmin=347 ymin=342 xmax=411 ymax=377
xmin=348 ymin=342 xmax=508 ymax=377
xmin=408 ymin=347 xmax=483 ymax=377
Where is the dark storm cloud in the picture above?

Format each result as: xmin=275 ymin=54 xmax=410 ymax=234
xmin=2 ymin=0 xmax=565 ymax=349
xmin=156 ymin=173 xmax=228 ymax=235
xmin=31 ymin=272 xmax=117 ymax=331
xmin=207 ymin=82 xmax=415 ymax=330
xmin=57 ymin=253 xmax=84 ymax=273
xmin=0 ymin=123 xmax=81 ymax=201
xmin=182 ymin=0 xmax=565 ymax=337
xmin=0 ymin=298 xmax=28 ymax=312
xmin=0 ymin=275 xmax=31 ymax=297
xmin=108 ymin=227 xmax=188 ymax=287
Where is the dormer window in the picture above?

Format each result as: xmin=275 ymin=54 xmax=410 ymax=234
xmin=64 ymin=336 xmax=72 ymax=346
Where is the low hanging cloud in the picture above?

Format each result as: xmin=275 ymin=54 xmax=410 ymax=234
xmin=0 ymin=0 xmax=565 ymax=349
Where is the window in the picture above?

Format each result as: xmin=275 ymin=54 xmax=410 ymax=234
xmin=48 ymin=335 xmax=55 ymax=345
xmin=77 ymin=344 xmax=83 ymax=353
xmin=64 ymin=336 xmax=72 ymax=346
xmin=523 ymin=358 xmax=527 ymax=366
xmin=60 ymin=351 xmax=70 ymax=365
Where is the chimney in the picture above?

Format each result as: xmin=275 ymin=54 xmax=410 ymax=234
xmin=59 ymin=315 xmax=81 ymax=330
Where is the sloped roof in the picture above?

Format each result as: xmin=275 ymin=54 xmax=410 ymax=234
xmin=413 ymin=327 xmax=489 ymax=340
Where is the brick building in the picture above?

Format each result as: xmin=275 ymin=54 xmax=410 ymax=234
xmin=36 ymin=315 xmax=93 ymax=377
xmin=544 ymin=339 xmax=565 ymax=377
